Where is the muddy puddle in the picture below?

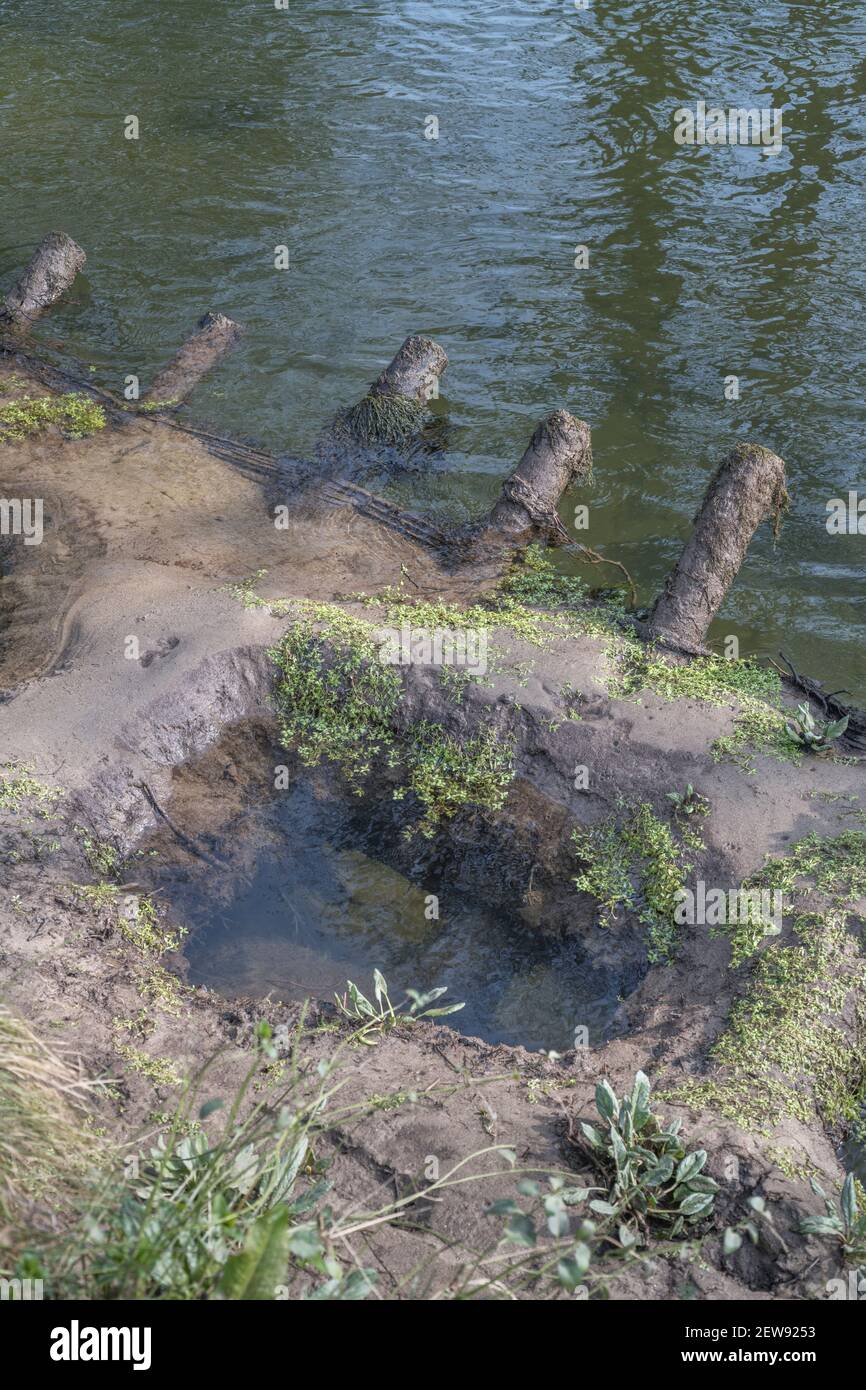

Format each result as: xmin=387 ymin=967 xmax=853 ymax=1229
xmin=140 ymin=724 xmax=643 ymax=1054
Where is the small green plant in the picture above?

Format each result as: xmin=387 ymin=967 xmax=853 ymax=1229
xmin=573 ymin=803 xmax=697 ymax=963
xmin=578 ymin=1073 xmax=719 ymax=1236
xmin=800 ymin=1174 xmax=866 ymax=1266
xmin=334 ymin=970 xmax=464 ymax=1045
xmin=784 ymin=703 xmax=848 ymax=755
xmin=403 ymin=721 xmax=515 ymax=838
xmin=666 ymin=784 xmax=709 ymax=819
xmin=78 ymin=829 xmax=122 ymax=880
xmin=722 ymin=1193 xmax=776 ymax=1254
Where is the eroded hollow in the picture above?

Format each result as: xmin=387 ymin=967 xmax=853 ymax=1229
xmin=137 ymin=720 xmax=648 ymax=1053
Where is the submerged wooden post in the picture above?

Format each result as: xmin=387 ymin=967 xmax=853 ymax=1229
xmin=142 ymin=311 xmax=243 ymax=407
xmin=371 ymin=334 xmax=447 ymax=404
xmin=0 ymin=231 xmax=86 ymax=329
xmin=333 ymin=334 xmax=447 ymax=448
xmin=646 ymin=443 xmax=788 ymax=649
xmin=486 ymin=410 xmax=592 ymax=544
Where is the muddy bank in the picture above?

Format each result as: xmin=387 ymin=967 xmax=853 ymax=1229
xmin=2 ymin=253 xmax=865 ymax=1299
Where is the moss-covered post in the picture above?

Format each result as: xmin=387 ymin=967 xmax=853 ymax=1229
xmin=0 ymin=231 xmax=87 ymax=329
xmin=332 ymin=335 xmax=447 ymax=449
xmin=142 ymin=311 xmax=243 ymax=408
xmin=646 ymin=443 xmax=788 ymax=649
xmin=486 ymin=410 xmax=592 ymax=543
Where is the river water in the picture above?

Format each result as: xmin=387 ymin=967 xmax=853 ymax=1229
xmin=2 ymin=0 xmax=865 ymax=695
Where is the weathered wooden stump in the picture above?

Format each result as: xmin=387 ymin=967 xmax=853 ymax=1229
xmin=485 ymin=409 xmax=593 ymax=544
xmin=142 ymin=311 xmax=244 ymax=407
xmin=647 ymin=443 xmax=788 ymax=649
xmin=1 ymin=231 xmax=86 ymax=329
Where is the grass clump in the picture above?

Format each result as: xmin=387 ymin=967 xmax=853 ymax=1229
xmin=0 ymin=391 xmax=106 ymax=442
xmin=573 ymin=802 xmax=698 ymax=963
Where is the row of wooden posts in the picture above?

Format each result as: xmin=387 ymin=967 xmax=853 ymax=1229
xmin=1 ymin=231 xmax=789 ymax=653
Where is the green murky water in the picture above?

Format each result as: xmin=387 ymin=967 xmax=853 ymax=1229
xmin=3 ymin=0 xmax=866 ymax=695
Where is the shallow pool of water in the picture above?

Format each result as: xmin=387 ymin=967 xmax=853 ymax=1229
xmin=168 ymin=777 xmax=631 ymax=1054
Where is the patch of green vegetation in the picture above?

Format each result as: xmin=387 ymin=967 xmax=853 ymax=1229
xmin=497 ymin=544 xmax=590 ymax=611
xmin=808 ymin=790 xmax=858 ymax=805
xmin=270 ymin=603 xmax=515 ymax=834
xmin=765 ymin=1146 xmax=822 ymax=1186
xmin=139 ymin=965 xmax=187 ymax=1018
xmin=667 ymin=831 xmax=866 ymax=1135
xmin=0 ymin=374 xmax=28 ymax=395
xmin=0 ymin=392 xmax=106 ymax=441
xmin=402 ymin=721 xmax=515 ymax=838
xmin=438 ymin=666 xmax=475 ymax=703
xmin=0 ymin=764 xmax=61 ymax=819
xmin=333 ymin=391 xmax=428 ymax=448
xmin=71 ymin=885 xmax=184 ymax=958
xmin=573 ymin=803 xmax=699 ymax=964
xmin=270 ymin=605 xmax=402 ymax=791
xmin=70 ymin=882 xmax=119 ymax=912
xmin=115 ymin=1044 xmax=181 ymax=1089
xmin=118 ymin=896 xmax=185 ymax=957
xmin=78 ymin=830 xmax=122 ymax=880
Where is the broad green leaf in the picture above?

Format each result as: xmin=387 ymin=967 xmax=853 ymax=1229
xmin=372 ymin=968 xmax=388 ymax=1004
xmin=485 ymin=1198 xmax=521 ymax=1217
xmin=218 ymin=1208 xmax=290 ymax=1300
xmin=595 ymin=1080 xmax=619 ymax=1123
xmin=644 ymin=1156 xmax=675 ymax=1187
xmin=675 ymin=1150 xmax=707 ymax=1185
xmin=589 ymin=1199 xmax=617 ymax=1216
xmin=286 ymin=1223 xmax=325 ymax=1260
xmin=547 ymin=1209 xmax=570 ymax=1238
xmin=504 ymin=1213 xmax=537 ymax=1247
xmin=841 ymin=1173 xmax=858 ymax=1228
xmin=680 ymin=1191 xmax=714 ymax=1218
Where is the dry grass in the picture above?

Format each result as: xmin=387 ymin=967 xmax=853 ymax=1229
xmin=0 ymin=1002 xmax=104 ymax=1222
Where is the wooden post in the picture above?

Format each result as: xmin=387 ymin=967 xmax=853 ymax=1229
xmin=142 ymin=311 xmax=243 ymax=407
xmin=1 ymin=232 xmax=86 ymax=329
xmin=371 ymin=334 xmax=447 ymax=403
xmin=646 ymin=443 xmax=788 ymax=649
xmin=332 ymin=335 xmax=447 ymax=448
xmin=486 ymin=410 xmax=593 ymax=544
